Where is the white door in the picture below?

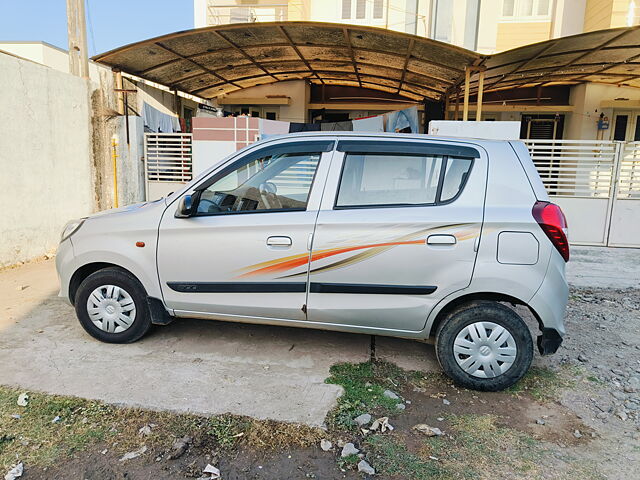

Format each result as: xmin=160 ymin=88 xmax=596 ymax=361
xmin=157 ymin=139 xmax=335 ymax=321
xmin=305 ymin=139 xmax=487 ymax=332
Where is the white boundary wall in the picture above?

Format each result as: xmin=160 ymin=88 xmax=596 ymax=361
xmin=0 ymin=52 xmax=95 ymax=266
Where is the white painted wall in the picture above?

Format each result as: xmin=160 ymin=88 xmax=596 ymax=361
xmin=565 ymin=83 xmax=640 ymax=139
xmin=0 ymin=41 xmax=111 ymax=82
xmin=429 ymin=120 xmax=522 ymax=139
xmin=194 ymin=0 xmax=207 ymax=27
xmin=219 ymin=79 xmax=309 ymax=122
xmin=0 ymin=52 xmax=95 ymax=266
xmin=115 ymin=116 xmax=146 ymax=205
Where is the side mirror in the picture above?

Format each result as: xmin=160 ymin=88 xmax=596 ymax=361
xmin=175 ymin=194 xmax=195 ymax=218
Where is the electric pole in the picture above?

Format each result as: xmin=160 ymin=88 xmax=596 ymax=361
xmin=66 ymin=0 xmax=90 ymax=78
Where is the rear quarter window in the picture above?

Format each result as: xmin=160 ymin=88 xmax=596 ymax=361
xmin=335 ymin=152 xmax=473 ymax=208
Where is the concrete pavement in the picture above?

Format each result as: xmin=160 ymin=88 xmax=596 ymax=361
xmin=0 ymin=245 xmax=636 ymax=426
xmin=0 ymin=259 xmax=436 ymax=427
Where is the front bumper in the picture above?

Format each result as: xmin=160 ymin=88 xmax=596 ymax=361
xmin=55 ymin=238 xmax=75 ymax=304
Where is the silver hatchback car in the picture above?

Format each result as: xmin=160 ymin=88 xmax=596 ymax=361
xmin=57 ymin=132 xmax=569 ymax=391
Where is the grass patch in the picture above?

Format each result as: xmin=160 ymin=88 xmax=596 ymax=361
xmin=325 ymin=361 xmax=412 ymax=430
xmin=507 ymin=366 xmax=573 ymax=401
xmin=419 ymin=414 xmax=543 ymax=479
xmin=0 ymin=386 xmax=322 ymax=471
xmin=366 ymin=435 xmax=445 ymax=479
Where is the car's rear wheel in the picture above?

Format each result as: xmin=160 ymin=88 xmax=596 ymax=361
xmin=74 ymin=267 xmax=152 ymax=343
xmin=435 ymin=302 xmax=533 ymax=391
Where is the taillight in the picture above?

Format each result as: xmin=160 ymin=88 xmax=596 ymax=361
xmin=532 ymin=201 xmax=569 ymax=262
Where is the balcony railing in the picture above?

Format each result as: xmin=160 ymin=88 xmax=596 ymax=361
xmin=206 ymin=4 xmax=291 ymax=25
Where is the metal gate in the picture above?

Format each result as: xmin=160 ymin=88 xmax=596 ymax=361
xmin=143 ymin=133 xmax=192 ymax=200
xmin=140 ymin=134 xmax=639 ymax=247
xmin=525 ymin=139 xmax=640 ymax=247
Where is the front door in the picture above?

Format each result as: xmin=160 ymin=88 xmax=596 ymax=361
xmin=157 ymin=139 xmax=335 ymax=321
xmin=306 ymin=139 xmax=487 ymax=332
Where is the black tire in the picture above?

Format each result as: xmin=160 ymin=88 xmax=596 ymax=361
xmin=74 ymin=267 xmax=152 ymax=343
xmin=435 ymin=301 xmax=533 ymax=391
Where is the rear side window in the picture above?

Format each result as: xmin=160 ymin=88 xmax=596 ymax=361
xmin=336 ymin=153 xmax=473 ymax=208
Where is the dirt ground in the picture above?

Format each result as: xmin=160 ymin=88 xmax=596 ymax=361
xmin=2 ymin=286 xmax=636 ymax=480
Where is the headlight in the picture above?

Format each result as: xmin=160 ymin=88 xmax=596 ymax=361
xmin=60 ymin=219 xmax=85 ymax=242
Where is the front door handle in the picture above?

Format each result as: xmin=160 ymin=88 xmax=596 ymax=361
xmin=267 ymin=236 xmax=292 ymax=247
xmin=427 ymin=234 xmax=457 ymax=245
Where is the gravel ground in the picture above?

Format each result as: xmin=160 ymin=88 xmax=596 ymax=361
xmin=534 ymin=286 xmax=640 ymax=479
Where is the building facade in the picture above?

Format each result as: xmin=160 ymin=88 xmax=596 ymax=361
xmin=194 ymin=0 xmax=640 ymax=53
xmin=191 ymin=0 xmax=640 ymax=142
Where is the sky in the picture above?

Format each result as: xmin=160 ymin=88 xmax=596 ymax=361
xmin=0 ymin=0 xmax=194 ymax=55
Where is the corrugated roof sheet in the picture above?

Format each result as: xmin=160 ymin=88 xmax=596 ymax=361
xmin=93 ymin=22 xmax=640 ymax=101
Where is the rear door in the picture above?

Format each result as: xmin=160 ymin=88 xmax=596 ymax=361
xmin=306 ymin=138 xmax=487 ymax=332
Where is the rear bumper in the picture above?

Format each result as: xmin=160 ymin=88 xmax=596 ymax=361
xmin=528 ymin=250 xmax=568 ymax=353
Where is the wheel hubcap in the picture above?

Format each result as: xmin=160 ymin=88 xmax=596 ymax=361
xmin=86 ymin=285 xmax=136 ymax=334
xmin=453 ymin=321 xmax=517 ymax=378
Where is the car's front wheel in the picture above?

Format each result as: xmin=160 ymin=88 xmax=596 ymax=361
xmin=435 ymin=302 xmax=533 ymax=391
xmin=74 ymin=267 xmax=152 ymax=343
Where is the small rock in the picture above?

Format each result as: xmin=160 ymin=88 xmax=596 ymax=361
xmin=17 ymin=285 xmax=28 ymax=291
xmin=396 ymin=403 xmax=406 ymax=410
xmin=443 ymin=399 xmax=451 ymax=405
xmin=577 ymin=354 xmax=588 ymax=363
xmin=341 ymin=443 xmax=359 ymax=457
xmin=4 ymin=462 xmax=23 ymax=480
xmin=101 ymin=449 xmax=108 ymax=455
xmin=167 ymin=436 xmax=192 ymax=460
xmin=138 ymin=425 xmax=152 ymax=436
xmin=202 ymin=464 xmax=221 ymax=479
xmin=16 ymin=392 xmax=29 ymax=407
xmin=383 ymin=390 xmax=399 ymax=400
xmin=615 ymin=408 xmax=629 ymax=421
xmin=437 ymin=417 xmax=444 ymax=421
xmin=119 ymin=445 xmax=147 ymax=462
xmin=612 ymin=391 xmax=627 ymax=401
xmin=412 ymin=424 xmax=443 ymax=436
xmin=536 ymin=418 xmax=546 ymax=425
xmin=357 ymin=460 xmax=375 ymax=475
xmin=573 ymin=429 xmax=583 ymax=438
xmin=320 ymin=439 xmax=332 ymax=451
xmin=369 ymin=417 xmax=393 ymax=432
xmin=51 ymin=416 xmax=61 ymax=423
xmin=354 ymin=413 xmax=372 ymax=426
xmin=11 ymin=414 xmax=21 ymax=420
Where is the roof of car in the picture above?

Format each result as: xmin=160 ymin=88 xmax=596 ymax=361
xmin=256 ymin=131 xmax=512 ymax=146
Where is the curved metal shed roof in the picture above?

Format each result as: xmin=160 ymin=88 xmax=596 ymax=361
xmin=93 ymin=22 xmax=640 ymax=101
xmin=93 ymin=22 xmax=481 ymax=101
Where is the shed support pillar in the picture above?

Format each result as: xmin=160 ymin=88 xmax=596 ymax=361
xmin=114 ymin=70 xmax=125 ymax=115
xmin=476 ymin=69 xmax=485 ymax=122
xmin=463 ymin=67 xmax=470 ymax=121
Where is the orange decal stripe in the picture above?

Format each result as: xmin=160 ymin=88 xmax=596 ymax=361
xmin=239 ymin=239 xmax=425 ymax=278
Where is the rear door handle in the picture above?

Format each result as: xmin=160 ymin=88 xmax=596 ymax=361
xmin=427 ymin=234 xmax=457 ymax=245
xmin=267 ymin=236 xmax=292 ymax=247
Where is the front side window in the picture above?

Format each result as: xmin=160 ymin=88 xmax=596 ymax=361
xmin=196 ymin=149 xmax=321 ymax=215
xmin=336 ymin=153 xmax=473 ymax=208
